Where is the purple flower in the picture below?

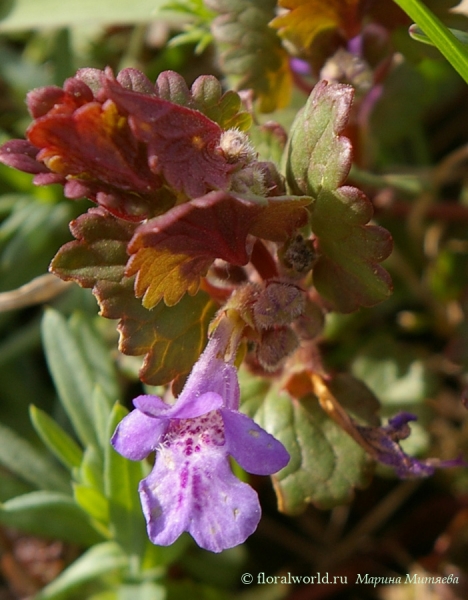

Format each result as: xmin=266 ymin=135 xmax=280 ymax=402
xmin=356 ymin=412 xmax=467 ymax=478
xmin=111 ymin=330 xmax=289 ymax=553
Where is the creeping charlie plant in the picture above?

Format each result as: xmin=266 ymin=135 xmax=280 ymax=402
xmin=0 ymin=0 xmax=467 ymax=597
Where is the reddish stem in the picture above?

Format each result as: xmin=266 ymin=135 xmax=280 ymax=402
xmin=250 ymin=239 xmax=279 ymax=280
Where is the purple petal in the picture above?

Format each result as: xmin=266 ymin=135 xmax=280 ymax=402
xmin=134 ymin=391 xmax=223 ymax=421
xmin=171 ymin=391 xmax=224 ymax=419
xmin=140 ymin=449 xmax=261 ymax=552
xmin=221 ymin=409 xmax=290 ymax=475
xmin=178 ymin=331 xmax=240 ymax=411
xmin=355 ymin=413 xmax=467 ymax=478
xmin=132 ymin=394 xmax=173 ymax=417
xmin=111 ymin=409 xmax=167 ymax=460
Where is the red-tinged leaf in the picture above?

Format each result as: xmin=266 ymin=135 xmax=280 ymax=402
xmin=27 ymin=98 xmax=167 ymax=221
xmin=271 ymin=0 xmax=362 ymax=53
xmin=249 ymin=196 xmax=310 ymax=243
xmin=50 ymin=207 xmax=137 ymax=286
xmin=104 ymin=75 xmax=234 ymax=199
xmin=50 ymin=208 xmax=216 ymax=385
xmin=284 ymin=81 xmax=393 ymax=312
xmin=96 ymin=280 xmax=216 ymax=385
xmin=126 ymin=191 xmax=264 ymax=309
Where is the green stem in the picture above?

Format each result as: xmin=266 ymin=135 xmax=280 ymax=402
xmin=393 ymin=0 xmax=468 ymax=84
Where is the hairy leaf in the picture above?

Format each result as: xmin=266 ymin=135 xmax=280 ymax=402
xmin=127 ymin=190 xmax=309 ymax=308
xmin=271 ymin=0 xmax=362 ymax=52
xmin=153 ymin=70 xmax=252 ymax=130
xmin=127 ymin=191 xmax=258 ymax=307
xmin=51 ymin=208 xmax=216 ymax=385
xmin=284 ymin=81 xmax=392 ymax=312
xmin=104 ymin=76 xmax=234 ymax=199
xmin=206 ymin=0 xmax=292 ymax=112
xmin=240 ymin=371 xmax=373 ymax=513
xmin=97 ymin=280 xmax=216 ymax=385
xmin=50 ymin=207 xmax=136 ymax=286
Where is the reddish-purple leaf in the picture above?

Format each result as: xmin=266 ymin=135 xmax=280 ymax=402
xmin=103 ymin=74 xmax=234 ymax=199
xmin=126 ymin=191 xmax=264 ymax=308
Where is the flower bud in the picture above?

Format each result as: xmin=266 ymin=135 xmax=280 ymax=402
xmin=257 ymin=326 xmax=299 ymax=371
xmin=253 ymin=281 xmax=305 ymax=330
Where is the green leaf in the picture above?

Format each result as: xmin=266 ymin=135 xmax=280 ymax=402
xmin=240 ymin=372 xmax=373 ymax=513
xmin=104 ymin=403 xmax=147 ymax=561
xmin=68 ymin=313 xmax=120 ymax=406
xmin=97 ymin=280 xmax=217 ymax=386
xmin=74 ymin=483 xmax=109 ymax=526
xmin=92 ymin=385 xmax=116 ymax=452
xmin=78 ymin=446 xmax=105 ymax=494
xmin=394 ymin=0 xmax=468 ymax=84
xmin=51 ymin=208 xmax=217 ymax=385
xmin=41 ymin=309 xmax=118 ymax=449
xmin=206 ymin=0 xmax=292 ymax=112
xmin=409 ymin=24 xmax=468 ymax=47
xmin=284 ymin=80 xmax=393 ymax=312
xmin=0 ymin=422 xmax=70 ymax=493
xmin=190 ymin=77 xmax=252 ymax=130
xmin=0 ymin=491 xmax=104 ymax=546
xmin=35 ymin=542 xmax=127 ymax=600
xmin=50 ymin=208 xmax=136 ymax=288
xmin=30 ymin=405 xmax=83 ymax=470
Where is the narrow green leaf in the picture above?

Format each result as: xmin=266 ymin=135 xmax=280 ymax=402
xmin=0 ymin=422 xmax=70 ymax=493
xmin=394 ymin=0 xmax=468 ymax=84
xmin=409 ymin=24 xmax=468 ymax=47
xmin=0 ymin=491 xmax=104 ymax=546
xmin=74 ymin=483 xmax=109 ymax=525
xmin=30 ymin=405 xmax=83 ymax=471
xmin=69 ymin=313 xmax=120 ymax=406
xmin=41 ymin=309 xmax=100 ymax=448
xmin=92 ymin=385 xmax=116 ymax=452
xmin=35 ymin=542 xmax=127 ymax=600
xmin=105 ymin=403 xmax=147 ymax=561
xmin=79 ymin=446 xmax=105 ymax=494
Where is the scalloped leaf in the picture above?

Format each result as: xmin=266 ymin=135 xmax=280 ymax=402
xmin=96 ymin=279 xmax=216 ymax=385
xmin=50 ymin=208 xmax=216 ymax=385
xmin=126 ymin=191 xmax=260 ymax=308
xmin=284 ymin=80 xmax=393 ymax=312
xmin=206 ymin=0 xmax=292 ymax=112
xmin=240 ymin=371 xmax=374 ymax=513
xmin=154 ymin=70 xmax=252 ymax=130
xmin=271 ymin=0 xmax=362 ymax=52
xmin=50 ymin=207 xmax=137 ymax=286
xmin=104 ymin=75 xmax=234 ymax=199
xmin=190 ymin=76 xmax=252 ymax=130
xmin=126 ymin=191 xmax=309 ymax=308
